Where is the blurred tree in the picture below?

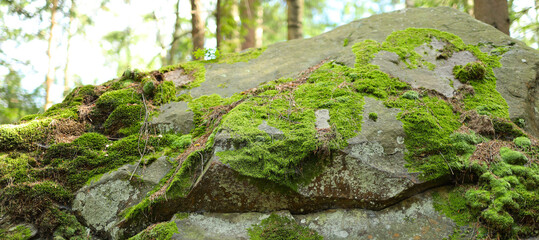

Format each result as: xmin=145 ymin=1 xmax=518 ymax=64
xmin=240 ymin=0 xmax=262 ymax=49
xmin=286 ymin=0 xmax=303 ymax=40
xmin=191 ymin=0 xmax=205 ymax=58
xmin=474 ymin=0 xmax=510 ymax=35
xmin=102 ymin=28 xmax=139 ymax=75
xmin=217 ymin=0 xmax=241 ymax=53
xmin=0 ymin=70 xmax=42 ymax=124
xmin=44 ymin=0 xmax=59 ymax=110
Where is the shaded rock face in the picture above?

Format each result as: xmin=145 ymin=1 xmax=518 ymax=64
xmin=72 ymin=156 xmax=173 ymax=239
xmin=169 ymin=188 xmax=455 ymax=240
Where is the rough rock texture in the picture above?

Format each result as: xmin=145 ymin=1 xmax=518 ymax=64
xmin=169 ymin=188 xmax=455 ymax=240
xmin=72 ymin=156 xmax=173 ymax=239
xmin=165 ymin=7 xmax=538 ymax=137
xmin=150 ymin=102 xmax=194 ymax=134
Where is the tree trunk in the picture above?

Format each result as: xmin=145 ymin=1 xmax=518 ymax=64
xmin=405 ymin=0 xmax=414 ymax=8
xmin=240 ymin=0 xmax=260 ymax=50
xmin=64 ymin=0 xmax=75 ymax=97
xmin=45 ymin=0 xmax=59 ymax=110
xmin=168 ymin=0 xmax=182 ymax=65
xmin=255 ymin=4 xmax=262 ymax=47
xmin=286 ymin=0 xmax=303 ymax=40
xmin=191 ymin=0 xmax=205 ymax=59
xmin=216 ymin=0 xmax=223 ymax=50
xmin=474 ymin=0 xmax=510 ymax=35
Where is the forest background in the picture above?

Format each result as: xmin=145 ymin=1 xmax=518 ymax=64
xmin=0 ymin=0 xmax=537 ymax=124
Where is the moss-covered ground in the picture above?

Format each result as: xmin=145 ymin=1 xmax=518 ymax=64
xmin=0 ymin=28 xmax=537 ymax=239
xmin=247 ymin=213 xmax=323 ymax=240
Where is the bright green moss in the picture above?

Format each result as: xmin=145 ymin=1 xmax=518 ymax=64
xmin=142 ymin=80 xmax=156 ymax=97
xmin=247 ymin=214 xmax=323 ymax=240
xmin=402 ymin=90 xmax=419 ymax=100
xmin=0 ymin=153 xmax=36 ymax=186
xmin=514 ymin=137 xmax=532 ymax=148
xmin=154 ymin=81 xmax=178 ymax=105
xmin=180 ymin=61 xmax=206 ymax=88
xmin=0 ymin=225 xmax=33 ymax=240
xmin=188 ymin=93 xmax=245 ymax=137
xmin=95 ymin=89 xmax=141 ymax=113
xmin=104 ymin=104 xmax=144 ymax=136
xmin=343 ymin=38 xmax=349 ymax=47
xmin=453 ymin=61 xmax=487 ymax=83
xmin=500 ymin=147 xmax=528 ymax=165
xmin=0 ymin=118 xmax=53 ymax=151
xmin=128 ymin=221 xmax=179 ymax=240
xmin=72 ymin=132 xmax=109 ymax=151
xmin=216 ymin=62 xmax=364 ymax=189
xmin=432 ymin=187 xmax=474 ymax=226
xmin=368 ymin=112 xmax=378 ymax=121
xmin=215 ymin=47 xmax=267 ymax=64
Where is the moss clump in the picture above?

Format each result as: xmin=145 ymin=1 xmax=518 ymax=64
xmin=247 ymin=214 xmax=323 ymax=240
xmin=215 ymin=47 xmax=267 ymax=64
xmin=343 ymin=38 xmax=349 ymax=47
xmin=453 ymin=61 xmax=487 ymax=83
xmin=216 ymin=62 xmax=364 ymax=189
xmin=514 ymin=137 xmax=532 ymax=148
xmin=402 ymin=90 xmax=419 ymax=100
xmin=500 ymin=147 xmax=528 ymax=165
xmin=104 ymin=104 xmax=144 ymax=136
xmin=142 ymin=80 xmax=156 ymax=97
xmin=0 ymin=225 xmax=33 ymax=240
xmin=0 ymin=119 xmax=53 ymax=151
xmin=493 ymin=118 xmax=525 ymax=139
xmin=0 ymin=152 xmax=36 ymax=186
xmin=129 ymin=221 xmax=179 ymax=240
xmin=368 ymin=112 xmax=378 ymax=121
xmin=72 ymin=132 xmax=109 ymax=151
xmin=154 ymin=81 xmax=178 ymax=105
xmin=95 ymin=89 xmax=141 ymax=113
xmin=433 ymin=187 xmax=475 ymax=226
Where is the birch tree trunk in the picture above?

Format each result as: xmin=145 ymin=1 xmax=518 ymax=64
xmin=45 ymin=0 xmax=59 ymax=110
xmin=64 ymin=0 xmax=75 ymax=97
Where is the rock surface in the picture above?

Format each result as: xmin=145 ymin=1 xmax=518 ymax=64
xmin=169 ymin=188 xmax=456 ymax=240
xmin=160 ymin=7 xmax=538 ymax=138
xmin=72 ymin=156 xmax=173 ymax=239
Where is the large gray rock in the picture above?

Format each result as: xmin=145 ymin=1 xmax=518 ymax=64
xmin=121 ymin=7 xmax=539 ymax=239
xmin=172 ymin=7 xmax=538 ymax=137
xmin=169 ymin=188 xmax=456 ymax=240
xmin=72 ymin=156 xmax=173 ymax=239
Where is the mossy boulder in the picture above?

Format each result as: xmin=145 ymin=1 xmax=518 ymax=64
xmin=1 ymin=6 xmax=539 ymax=240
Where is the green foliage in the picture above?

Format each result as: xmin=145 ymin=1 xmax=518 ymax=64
xmin=72 ymin=132 xmax=109 ymax=151
xmin=368 ymin=112 xmax=377 ymax=121
xmin=514 ymin=137 xmax=532 ymax=148
xmin=0 ymin=118 xmax=52 ymax=151
xmin=154 ymin=81 xmax=178 ymax=105
xmin=215 ymin=47 xmax=266 ymax=64
xmin=432 ymin=187 xmax=474 ymax=226
xmin=216 ymin=62 xmax=363 ymax=189
xmin=247 ymin=214 xmax=323 ymax=240
xmin=104 ymin=104 xmax=144 ymax=136
xmin=95 ymin=89 xmax=141 ymax=113
xmin=453 ymin=61 xmax=487 ymax=83
xmin=402 ymin=90 xmax=419 ymax=100
xmin=500 ymin=147 xmax=528 ymax=165
xmin=0 ymin=152 xmax=36 ymax=186
xmin=128 ymin=221 xmax=179 ymax=240
xmin=0 ymin=225 xmax=33 ymax=240
xmin=343 ymin=38 xmax=349 ymax=47
xmin=170 ymin=134 xmax=192 ymax=151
